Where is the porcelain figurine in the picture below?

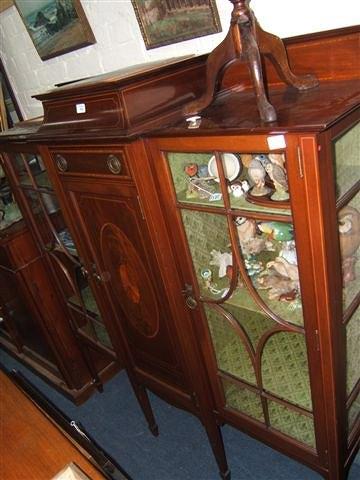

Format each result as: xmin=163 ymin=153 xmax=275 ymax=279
xmin=241 ymin=180 xmax=250 ymax=193
xmin=257 ymin=273 xmax=298 ymax=301
xmin=266 ymin=257 xmax=299 ymax=282
xmin=258 ymin=222 xmax=294 ymax=242
xmin=269 ymin=153 xmax=285 ymax=169
xmin=265 ymin=162 xmax=289 ymax=201
xmin=210 ymin=250 xmax=233 ymax=278
xmin=247 ymin=158 xmax=271 ymax=196
xmin=279 ymin=240 xmax=297 ymax=265
xmin=230 ymin=182 xmax=244 ymax=198
xmin=235 ymin=217 xmax=257 ymax=244
xmin=198 ymin=164 xmax=210 ymax=177
xmin=184 ymin=163 xmax=198 ymax=177
xmin=254 ymin=154 xmax=271 ymax=169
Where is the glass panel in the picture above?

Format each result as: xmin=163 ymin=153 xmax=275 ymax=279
xmin=268 ymin=400 xmax=316 ymax=448
xmin=11 ymin=153 xmax=31 ymax=185
xmin=333 ymin=122 xmax=360 ymax=199
xmin=205 ymin=305 xmax=256 ymax=385
xmin=167 ymin=152 xmax=224 ymax=206
xmin=24 ymin=190 xmax=53 ymax=246
xmin=58 ymin=228 xmax=78 ymax=256
xmin=222 ymin=378 xmax=264 ymax=421
xmin=167 ymin=151 xmax=291 ymax=215
xmin=81 ymin=317 xmax=112 ymax=349
xmin=181 ymin=210 xmax=232 ymax=299
xmin=339 ymin=192 xmax=360 ymax=310
xmin=224 ymin=303 xmax=274 ymax=350
xmin=262 ymin=332 xmax=312 ymax=410
xmin=52 ymin=255 xmax=112 ymax=350
xmin=346 ymin=305 xmax=359 ymax=397
xmin=232 ymin=217 xmax=304 ymax=326
xmin=0 ymin=169 xmax=22 ymax=230
xmin=41 ymin=192 xmax=59 ymax=215
xmin=348 ymin=391 xmax=360 ymax=437
xmin=229 ymin=153 xmax=290 ymax=215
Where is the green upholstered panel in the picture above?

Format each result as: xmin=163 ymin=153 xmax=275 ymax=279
xmin=206 ymin=305 xmax=256 ymax=385
xmin=222 ymin=378 xmax=264 ymax=421
xmin=333 ymin=122 xmax=360 ymax=199
xmin=348 ymin=390 xmax=360 ymax=437
xmin=224 ymin=303 xmax=274 ymax=350
xmin=346 ymin=305 xmax=360 ymax=397
xmin=181 ymin=209 xmax=231 ymax=299
xmin=268 ymin=400 xmax=316 ymax=448
xmin=262 ymin=332 xmax=312 ymax=411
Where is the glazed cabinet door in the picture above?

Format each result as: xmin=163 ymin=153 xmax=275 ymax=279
xmin=2 ymin=147 xmax=118 ymax=395
xmin=49 ymin=148 xmax=188 ymax=392
xmin=316 ymin=115 xmax=360 ymax=471
xmin=149 ymin=134 xmax=329 ymax=469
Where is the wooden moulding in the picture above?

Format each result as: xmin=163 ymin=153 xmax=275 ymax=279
xmin=23 ymin=26 xmax=359 ymax=141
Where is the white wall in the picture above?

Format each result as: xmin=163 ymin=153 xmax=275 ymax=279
xmin=0 ymin=0 xmax=358 ymax=119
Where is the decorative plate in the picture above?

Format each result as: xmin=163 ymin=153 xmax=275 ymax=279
xmin=208 ymin=153 xmax=241 ymax=182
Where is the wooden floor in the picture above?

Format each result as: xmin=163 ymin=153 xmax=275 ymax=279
xmin=0 ymin=370 xmax=105 ymax=480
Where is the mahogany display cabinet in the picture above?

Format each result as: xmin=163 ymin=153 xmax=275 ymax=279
xmin=0 ymin=143 xmax=120 ymax=403
xmin=0 ymin=25 xmax=358 ymax=480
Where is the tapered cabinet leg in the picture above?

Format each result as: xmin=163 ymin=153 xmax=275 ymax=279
xmin=129 ymin=378 xmax=159 ymax=436
xmin=204 ymin=422 xmax=231 ymax=480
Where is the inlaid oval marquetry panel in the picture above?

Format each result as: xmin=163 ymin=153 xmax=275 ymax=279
xmin=100 ymin=223 xmax=159 ymax=338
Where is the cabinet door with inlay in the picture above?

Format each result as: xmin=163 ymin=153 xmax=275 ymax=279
xmin=59 ymin=175 xmax=187 ymax=390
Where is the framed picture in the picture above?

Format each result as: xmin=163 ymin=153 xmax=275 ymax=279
xmin=14 ymin=0 xmax=96 ymax=61
xmin=131 ymin=0 xmax=222 ymax=49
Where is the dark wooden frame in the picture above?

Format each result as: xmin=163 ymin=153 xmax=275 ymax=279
xmin=131 ymin=0 xmax=221 ymax=49
xmin=0 ymin=58 xmax=23 ymax=129
xmin=14 ymin=0 xmax=96 ymax=61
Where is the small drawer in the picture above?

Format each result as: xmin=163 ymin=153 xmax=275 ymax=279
xmin=52 ymin=150 xmax=131 ymax=178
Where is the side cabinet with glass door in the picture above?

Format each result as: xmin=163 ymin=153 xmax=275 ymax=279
xmin=317 ymin=114 xmax=360 ymax=476
xmin=0 ymin=154 xmax=65 ymax=383
xmin=2 ymin=146 xmax=119 ymax=398
xmin=150 ymin=133 xmax=334 ymax=476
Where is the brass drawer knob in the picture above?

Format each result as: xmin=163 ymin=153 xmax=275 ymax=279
xmin=107 ymin=155 xmax=122 ymax=175
xmin=55 ymin=154 xmax=68 ymax=172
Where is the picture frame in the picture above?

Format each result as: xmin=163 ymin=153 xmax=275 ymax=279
xmin=14 ymin=0 xmax=96 ymax=61
xmin=131 ymin=0 xmax=222 ymax=50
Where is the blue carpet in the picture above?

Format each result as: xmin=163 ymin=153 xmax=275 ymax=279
xmin=1 ymin=349 xmax=359 ymax=480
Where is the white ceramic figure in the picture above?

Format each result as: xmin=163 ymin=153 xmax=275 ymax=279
xmin=230 ymin=182 xmax=244 ymax=198
xmin=248 ymin=158 xmax=271 ymax=196
xmin=210 ymin=250 xmax=233 ymax=278
xmin=279 ymin=240 xmax=297 ymax=265
xmin=266 ymin=257 xmax=299 ymax=282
